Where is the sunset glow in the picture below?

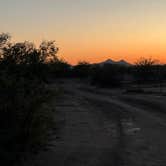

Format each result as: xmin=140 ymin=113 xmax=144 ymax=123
xmin=1 ymin=0 xmax=166 ymax=64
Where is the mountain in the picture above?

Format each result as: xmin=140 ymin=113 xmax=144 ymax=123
xmin=99 ymin=59 xmax=131 ymax=66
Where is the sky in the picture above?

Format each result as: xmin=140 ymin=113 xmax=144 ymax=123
xmin=0 ymin=0 xmax=166 ymax=64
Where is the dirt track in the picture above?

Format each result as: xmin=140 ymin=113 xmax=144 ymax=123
xmin=30 ymin=80 xmax=166 ymax=166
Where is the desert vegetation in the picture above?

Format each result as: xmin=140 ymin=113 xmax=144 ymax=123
xmin=72 ymin=58 xmax=166 ymax=93
xmin=1 ymin=32 xmax=166 ymax=166
xmin=0 ymin=33 xmax=67 ymax=165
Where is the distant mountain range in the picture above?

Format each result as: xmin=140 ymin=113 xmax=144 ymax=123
xmin=98 ymin=59 xmax=132 ymax=66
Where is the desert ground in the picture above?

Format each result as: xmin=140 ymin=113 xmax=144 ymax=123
xmin=27 ymin=79 xmax=166 ymax=166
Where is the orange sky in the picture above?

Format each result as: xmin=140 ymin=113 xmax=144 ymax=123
xmin=57 ymin=27 xmax=166 ymax=64
xmin=2 ymin=0 xmax=166 ymax=65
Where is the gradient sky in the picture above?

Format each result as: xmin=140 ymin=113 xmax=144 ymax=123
xmin=1 ymin=0 xmax=166 ymax=64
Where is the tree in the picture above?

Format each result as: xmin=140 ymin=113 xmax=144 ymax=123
xmin=136 ymin=57 xmax=157 ymax=66
xmin=39 ymin=40 xmax=59 ymax=63
xmin=0 ymin=33 xmax=11 ymax=60
xmin=1 ymin=39 xmax=59 ymax=65
xmin=0 ymin=33 xmax=59 ymax=165
xmin=0 ymin=33 xmax=11 ymax=47
xmin=2 ymin=41 xmax=36 ymax=65
xmin=135 ymin=57 xmax=158 ymax=83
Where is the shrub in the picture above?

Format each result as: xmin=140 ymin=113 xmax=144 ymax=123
xmin=0 ymin=33 xmax=59 ymax=165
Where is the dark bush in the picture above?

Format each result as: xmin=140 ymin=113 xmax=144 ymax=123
xmin=91 ymin=64 xmax=126 ymax=88
xmin=0 ymin=33 xmax=59 ymax=165
xmin=72 ymin=61 xmax=92 ymax=78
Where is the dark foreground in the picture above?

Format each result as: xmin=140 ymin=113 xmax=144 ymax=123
xmin=26 ymin=80 xmax=166 ymax=166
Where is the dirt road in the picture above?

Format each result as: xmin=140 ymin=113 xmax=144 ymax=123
xmin=30 ymin=80 xmax=166 ymax=166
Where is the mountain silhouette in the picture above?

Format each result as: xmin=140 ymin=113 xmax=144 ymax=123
xmin=99 ymin=59 xmax=131 ymax=66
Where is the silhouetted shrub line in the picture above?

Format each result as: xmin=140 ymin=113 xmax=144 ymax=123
xmin=72 ymin=58 xmax=166 ymax=92
xmin=0 ymin=33 xmax=66 ymax=165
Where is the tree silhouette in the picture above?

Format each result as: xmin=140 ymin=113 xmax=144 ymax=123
xmin=39 ymin=40 xmax=59 ymax=63
xmin=1 ymin=40 xmax=59 ymax=65
xmin=0 ymin=33 xmax=59 ymax=165
xmin=135 ymin=57 xmax=158 ymax=83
